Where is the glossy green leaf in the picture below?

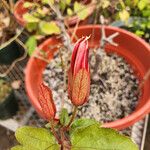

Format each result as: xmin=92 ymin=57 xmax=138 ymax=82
xmin=138 ymin=0 xmax=149 ymax=10
xmin=11 ymin=145 xmax=36 ymax=150
xmin=23 ymin=13 xmax=39 ymax=23
xmin=142 ymin=9 xmax=150 ymax=17
xmin=59 ymin=0 xmax=66 ymax=11
xmin=26 ymin=23 xmax=38 ymax=32
xmin=13 ymin=126 xmax=59 ymax=150
xmin=99 ymin=0 xmax=110 ymax=8
xmin=42 ymin=0 xmax=54 ymax=5
xmin=74 ymin=2 xmax=88 ymax=20
xmin=25 ymin=36 xmax=37 ymax=56
xmin=39 ymin=21 xmax=60 ymax=35
xmin=70 ymin=118 xmax=100 ymax=134
xmin=60 ymin=108 xmax=70 ymax=126
xmin=119 ymin=9 xmax=130 ymax=22
xmin=67 ymin=8 xmax=73 ymax=16
xmin=23 ymin=2 xmax=34 ymax=8
xmin=135 ymin=30 xmax=144 ymax=36
xmin=37 ymin=8 xmax=45 ymax=17
xmin=71 ymin=124 xmax=138 ymax=150
xmin=11 ymin=145 xmax=24 ymax=150
xmin=66 ymin=0 xmax=71 ymax=5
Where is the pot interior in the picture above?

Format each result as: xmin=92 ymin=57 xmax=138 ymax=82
xmin=25 ymin=26 xmax=150 ymax=129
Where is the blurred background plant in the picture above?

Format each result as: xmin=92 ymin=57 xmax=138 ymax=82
xmin=20 ymin=0 xmax=93 ymax=56
xmin=0 ymin=79 xmax=11 ymax=101
xmin=0 ymin=0 xmax=20 ymax=45
xmin=93 ymin=0 xmax=150 ymax=42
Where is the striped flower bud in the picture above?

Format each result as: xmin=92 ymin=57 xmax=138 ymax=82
xmin=68 ymin=37 xmax=90 ymax=106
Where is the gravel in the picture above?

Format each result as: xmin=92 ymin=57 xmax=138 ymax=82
xmin=43 ymin=48 xmax=140 ymax=123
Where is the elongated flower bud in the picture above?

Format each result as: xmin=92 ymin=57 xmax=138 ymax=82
xmin=38 ymin=83 xmax=56 ymax=120
xmin=68 ymin=37 xmax=90 ymax=106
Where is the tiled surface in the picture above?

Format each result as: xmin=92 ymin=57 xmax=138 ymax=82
xmin=0 ymin=125 xmax=17 ymax=150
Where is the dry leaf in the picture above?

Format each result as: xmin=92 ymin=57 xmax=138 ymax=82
xmin=38 ymin=83 xmax=56 ymax=120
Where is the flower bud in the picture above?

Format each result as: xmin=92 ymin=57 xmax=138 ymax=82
xmin=38 ymin=83 xmax=56 ymax=120
xmin=68 ymin=37 xmax=90 ymax=106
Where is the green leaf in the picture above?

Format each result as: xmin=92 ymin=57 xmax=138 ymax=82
xmin=119 ymin=9 xmax=130 ymax=22
xmin=59 ymin=0 xmax=71 ymax=11
xmin=36 ymin=8 xmax=45 ymax=17
xmin=66 ymin=0 xmax=71 ymax=5
xmin=74 ymin=2 xmax=88 ymax=20
xmin=59 ymin=0 xmax=66 ymax=11
xmin=67 ymin=8 xmax=73 ymax=16
xmin=26 ymin=23 xmax=38 ymax=32
xmin=23 ymin=13 xmax=40 ymax=23
xmin=99 ymin=0 xmax=110 ymax=9
xmin=39 ymin=21 xmax=60 ymax=35
xmin=14 ymin=126 xmax=59 ymax=150
xmin=25 ymin=36 xmax=37 ymax=56
xmin=11 ymin=145 xmax=36 ymax=150
xmin=42 ymin=0 xmax=54 ymax=5
xmin=45 ymin=123 xmax=51 ymax=128
xmin=70 ymin=118 xmax=100 ymax=134
xmin=135 ymin=30 xmax=144 ymax=36
xmin=133 ymin=0 xmax=139 ymax=6
xmin=138 ymin=0 xmax=149 ymax=10
xmin=142 ymin=9 xmax=150 ymax=17
xmin=23 ymin=2 xmax=34 ymax=8
xmin=60 ymin=108 xmax=70 ymax=126
xmin=11 ymin=145 xmax=24 ymax=150
xmin=71 ymin=125 xmax=138 ymax=150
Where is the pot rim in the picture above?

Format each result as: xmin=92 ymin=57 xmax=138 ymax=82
xmin=25 ymin=25 xmax=150 ymax=130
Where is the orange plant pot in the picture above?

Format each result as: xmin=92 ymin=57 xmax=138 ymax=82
xmin=14 ymin=0 xmax=95 ymax=26
xmin=25 ymin=25 xmax=150 ymax=130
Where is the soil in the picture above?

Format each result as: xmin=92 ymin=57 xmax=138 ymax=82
xmin=43 ymin=48 xmax=140 ymax=123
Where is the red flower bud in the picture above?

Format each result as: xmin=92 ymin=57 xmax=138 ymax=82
xmin=71 ymin=37 xmax=90 ymax=75
xmin=68 ymin=37 xmax=90 ymax=106
xmin=38 ymin=83 xmax=56 ymax=121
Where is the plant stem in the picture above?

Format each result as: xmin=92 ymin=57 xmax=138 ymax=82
xmin=34 ymin=54 xmax=50 ymax=63
xmin=67 ymin=106 xmax=78 ymax=128
xmin=1 ymin=0 xmax=11 ymax=12
xmin=71 ymin=20 xmax=79 ymax=41
xmin=50 ymin=120 xmax=61 ymax=145
xmin=119 ymin=0 xmax=126 ymax=9
xmin=49 ymin=4 xmax=72 ymax=51
xmin=60 ymin=128 xmax=71 ymax=150
xmin=59 ymin=48 xmax=66 ymax=110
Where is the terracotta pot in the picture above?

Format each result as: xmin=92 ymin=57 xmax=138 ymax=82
xmin=14 ymin=0 xmax=95 ymax=26
xmin=25 ymin=25 xmax=150 ymax=130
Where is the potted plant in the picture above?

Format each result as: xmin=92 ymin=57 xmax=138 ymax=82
xmin=12 ymin=38 xmax=138 ymax=149
xmin=0 ymin=0 xmax=24 ymax=65
xmin=0 ymin=78 xmax=19 ymax=120
xmin=25 ymin=25 xmax=150 ymax=130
